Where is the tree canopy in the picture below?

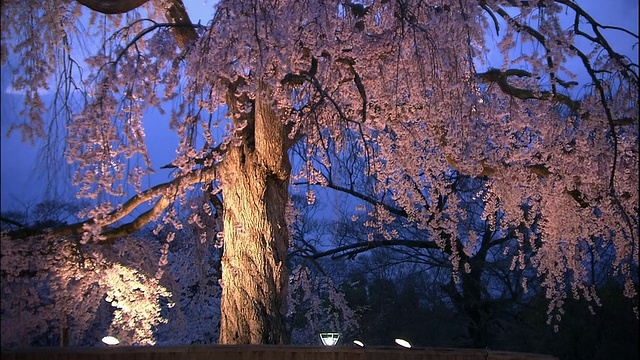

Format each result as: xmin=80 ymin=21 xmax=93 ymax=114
xmin=1 ymin=0 xmax=638 ymax=345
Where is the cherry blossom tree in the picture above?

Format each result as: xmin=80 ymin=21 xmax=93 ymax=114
xmin=1 ymin=0 xmax=637 ymax=344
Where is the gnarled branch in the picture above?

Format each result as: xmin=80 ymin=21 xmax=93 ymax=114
xmin=77 ymin=0 xmax=198 ymax=50
xmin=4 ymin=167 xmax=218 ymax=243
xmin=476 ymin=68 xmax=580 ymax=112
xmin=162 ymin=0 xmax=198 ymax=49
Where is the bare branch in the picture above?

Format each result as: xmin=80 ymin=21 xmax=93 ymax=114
xmin=556 ymin=0 xmax=639 ymax=83
xmin=479 ymin=1 xmax=500 ymax=35
xmin=298 ymin=181 xmax=408 ymax=218
xmin=310 ymin=239 xmax=439 ymax=260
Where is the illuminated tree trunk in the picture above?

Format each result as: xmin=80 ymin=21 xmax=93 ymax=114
xmin=217 ymin=89 xmax=291 ymax=344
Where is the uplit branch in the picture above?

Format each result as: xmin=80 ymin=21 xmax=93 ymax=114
xmin=4 ymin=167 xmax=217 ymax=242
xmin=476 ymin=68 xmax=580 ymax=111
xmin=77 ymin=0 xmax=198 ymax=50
xmin=163 ymin=0 xmax=199 ymax=49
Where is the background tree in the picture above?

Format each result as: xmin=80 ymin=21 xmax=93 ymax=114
xmin=1 ymin=0 xmax=637 ymax=345
xmin=305 ymin=166 xmax=637 ymax=352
xmin=305 ymin=171 xmax=534 ymax=347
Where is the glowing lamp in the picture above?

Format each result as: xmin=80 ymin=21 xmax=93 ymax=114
xmin=101 ymin=335 xmax=120 ymax=346
xmin=319 ymin=332 xmax=340 ymax=346
xmin=394 ymin=338 xmax=411 ymax=348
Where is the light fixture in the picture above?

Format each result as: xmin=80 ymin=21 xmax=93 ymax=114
xmin=319 ymin=332 xmax=340 ymax=346
xmin=353 ymin=340 xmax=365 ymax=347
xmin=102 ymin=335 xmax=120 ymax=346
xmin=394 ymin=338 xmax=411 ymax=348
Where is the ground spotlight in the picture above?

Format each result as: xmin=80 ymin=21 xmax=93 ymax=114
xmin=394 ymin=338 xmax=411 ymax=348
xmin=101 ymin=335 xmax=119 ymax=346
xmin=319 ymin=332 xmax=340 ymax=346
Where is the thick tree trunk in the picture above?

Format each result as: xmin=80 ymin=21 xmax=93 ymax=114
xmin=217 ymin=89 xmax=291 ymax=344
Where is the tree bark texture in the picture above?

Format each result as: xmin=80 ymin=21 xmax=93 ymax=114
xmin=217 ymin=89 xmax=291 ymax=344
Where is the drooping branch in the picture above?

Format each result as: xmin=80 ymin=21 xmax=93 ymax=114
xmin=565 ymin=41 xmax=638 ymax=240
xmin=547 ymin=1 xmax=637 ymax=240
xmin=19 ymin=1 xmax=204 ymax=244
xmin=478 ymin=1 xmax=638 ymax=229
xmin=490 ymin=2 xmax=564 ymax=95
xmin=406 ymin=3 xmax=624 ymax=213
xmin=479 ymin=1 xmax=500 ymax=35
xmin=112 ymin=20 xmax=206 ymax=67
xmin=481 ymin=0 xmax=638 ymax=119
xmin=281 ymin=54 xmax=375 ymax=175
